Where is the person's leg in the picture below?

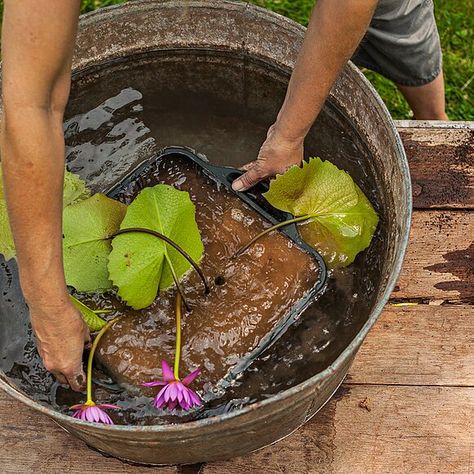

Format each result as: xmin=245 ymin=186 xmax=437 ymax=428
xmin=397 ymin=72 xmax=448 ymax=120
xmin=352 ymin=0 xmax=447 ymax=120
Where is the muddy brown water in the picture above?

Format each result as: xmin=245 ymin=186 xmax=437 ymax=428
xmin=0 ymin=52 xmax=385 ymax=425
xmin=96 ymin=155 xmax=320 ymax=393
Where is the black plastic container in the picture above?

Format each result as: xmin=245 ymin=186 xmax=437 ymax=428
xmin=107 ymin=146 xmax=328 ymax=389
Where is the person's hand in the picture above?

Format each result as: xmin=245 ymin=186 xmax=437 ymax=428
xmin=28 ymin=299 xmax=90 ymax=392
xmin=232 ymin=124 xmax=304 ymax=192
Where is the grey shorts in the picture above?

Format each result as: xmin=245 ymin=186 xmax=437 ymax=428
xmin=352 ymin=0 xmax=442 ymax=86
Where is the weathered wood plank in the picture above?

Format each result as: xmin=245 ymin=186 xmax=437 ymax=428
xmin=0 ymin=393 xmax=176 ymax=473
xmin=348 ymin=304 xmax=474 ymax=386
xmin=396 ymin=121 xmax=474 ymax=129
xmin=398 ymin=127 xmax=474 ymax=209
xmin=393 ymin=210 xmax=473 ymax=302
xmin=205 ymin=385 xmax=474 ymax=474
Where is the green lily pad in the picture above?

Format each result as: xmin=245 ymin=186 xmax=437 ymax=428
xmin=63 ymin=169 xmax=91 ymax=207
xmin=63 ymin=193 xmax=127 ymax=292
xmin=69 ymin=295 xmax=107 ymax=331
xmin=264 ymin=158 xmax=379 ymax=268
xmin=0 ymin=169 xmax=91 ymax=261
xmin=108 ymin=184 xmax=204 ymax=309
xmin=0 ymin=200 xmax=15 ymax=261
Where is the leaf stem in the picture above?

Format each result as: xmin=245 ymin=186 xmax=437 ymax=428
xmin=69 ymin=295 xmax=107 ymax=332
xmin=232 ymin=215 xmax=312 ymax=258
xmin=165 ymin=253 xmax=191 ymax=312
xmin=86 ymin=316 xmax=121 ymax=404
xmin=174 ymin=293 xmax=183 ymax=380
xmin=112 ymin=227 xmax=209 ymax=295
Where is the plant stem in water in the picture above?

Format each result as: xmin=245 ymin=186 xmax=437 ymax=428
xmin=232 ymin=215 xmax=312 ymax=258
xmin=165 ymin=253 xmax=191 ymax=312
xmin=86 ymin=317 xmax=121 ymax=404
xmin=174 ymin=293 xmax=183 ymax=380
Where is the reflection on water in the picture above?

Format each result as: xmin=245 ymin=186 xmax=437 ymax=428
xmin=64 ymin=87 xmax=155 ymax=192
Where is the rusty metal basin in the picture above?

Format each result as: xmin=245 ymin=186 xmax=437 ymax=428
xmin=0 ymin=0 xmax=411 ymax=465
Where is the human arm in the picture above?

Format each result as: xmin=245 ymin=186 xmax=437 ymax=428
xmin=232 ymin=0 xmax=379 ymax=191
xmin=1 ymin=0 xmax=88 ymax=391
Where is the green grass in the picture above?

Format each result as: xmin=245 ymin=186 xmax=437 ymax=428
xmin=252 ymin=0 xmax=474 ymax=120
xmin=1 ymin=0 xmax=473 ymax=119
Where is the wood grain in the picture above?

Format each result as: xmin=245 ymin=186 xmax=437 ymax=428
xmin=205 ymin=385 xmax=474 ymax=474
xmin=348 ymin=304 xmax=474 ymax=386
xmin=399 ymin=127 xmax=474 ymax=209
xmin=393 ymin=211 xmax=473 ymax=302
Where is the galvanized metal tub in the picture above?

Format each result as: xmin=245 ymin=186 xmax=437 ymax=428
xmin=0 ymin=0 xmax=411 ymax=465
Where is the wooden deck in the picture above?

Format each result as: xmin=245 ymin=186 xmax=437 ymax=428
xmin=1 ymin=122 xmax=473 ymax=473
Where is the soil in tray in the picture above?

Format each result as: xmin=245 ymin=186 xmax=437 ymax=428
xmin=95 ymin=154 xmax=320 ymax=393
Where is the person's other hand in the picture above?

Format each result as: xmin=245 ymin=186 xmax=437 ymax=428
xmin=232 ymin=124 xmax=304 ymax=192
xmin=29 ymin=300 xmax=90 ymax=392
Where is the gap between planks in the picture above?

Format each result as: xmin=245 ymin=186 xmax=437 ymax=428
xmin=1 ymin=124 xmax=472 ymax=472
xmin=347 ymin=304 xmax=474 ymax=387
xmin=205 ymin=385 xmax=474 ymax=474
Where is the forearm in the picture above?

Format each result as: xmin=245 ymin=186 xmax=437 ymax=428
xmin=1 ymin=0 xmax=80 ymax=304
xmin=1 ymin=108 xmax=68 ymax=304
xmin=275 ymin=0 xmax=378 ymax=141
xmin=0 ymin=1 xmax=88 ymax=390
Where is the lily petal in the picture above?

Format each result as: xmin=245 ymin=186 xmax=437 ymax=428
xmin=176 ymin=385 xmax=185 ymax=403
xmin=142 ymin=381 xmax=167 ymax=387
xmin=180 ymin=399 xmax=190 ymax=410
xmin=181 ymin=367 xmax=201 ymax=386
xmin=98 ymin=410 xmax=113 ymax=424
xmin=168 ymin=383 xmax=179 ymax=401
xmin=163 ymin=384 xmax=174 ymax=402
xmin=182 ymin=387 xmax=191 ymax=406
xmin=168 ymin=399 xmax=178 ymax=410
xmin=97 ymin=403 xmax=120 ymax=410
xmin=188 ymin=389 xmax=202 ymax=407
xmin=92 ymin=406 xmax=103 ymax=423
xmin=161 ymin=360 xmax=175 ymax=383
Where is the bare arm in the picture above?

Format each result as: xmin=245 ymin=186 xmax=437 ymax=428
xmin=232 ymin=0 xmax=378 ymax=191
xmin=1 ymin=0 xmax=88 ymax=391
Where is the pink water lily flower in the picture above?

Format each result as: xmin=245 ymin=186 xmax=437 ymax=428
xmin=71 ymin=401 xmax=119 ymax=424
xmin=143 ymin=360 xmax=202 ymax=411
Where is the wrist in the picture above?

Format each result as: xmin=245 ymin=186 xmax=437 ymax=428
xmin=27 ymin=296 xmax=79 ymax=327
xmin=270 ymin=121 xmax=306 ymax=148
xmin=21 ymin=277 xmax=70 ymax=309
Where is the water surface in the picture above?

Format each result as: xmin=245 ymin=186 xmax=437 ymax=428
xmin=0 ymin=52 xmax=385 ymax=424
